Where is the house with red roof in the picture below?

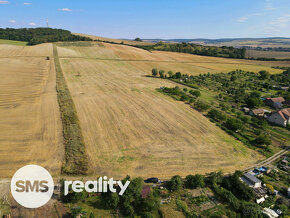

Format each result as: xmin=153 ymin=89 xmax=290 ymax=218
xmin=267 ymin=108 xmax=290 ymax=127
xmin=265 ymin=97 xmax=285 ymax=108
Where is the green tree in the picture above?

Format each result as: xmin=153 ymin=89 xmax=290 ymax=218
xmin=225 ymin=118 xmax=243 ymax=131
xmin=259 ymin=70 xmax=270 ymax=79
xmin=250 ymin=91 xmax=261 ymax=99
xmin=168 ymin=71 xmax=173 ymax=78
xmin=185 ymin=174 xmax=205 ymax=189
xmin=252 ymin=134 xmax=271 ymax=146
xmin=175 ymin=72 xmax=182 ymax=79
xmin=194 ymin=100 xmax=210 ymax=111
xmin=101 ymin=192 xmax=119 ymax=209
xmin=246 ymin=97 xmax=262 ymax=108
xmin=159 ymin=70 xmax=165 ymax=78
xmin=190 ymin=90 xmax=201 ymax=97
xmin=152 ymin=68 xmax=158 ymax=77
xmin=167 ymin=175 xmax=183 ymax=192
xmin=208 ymin=109 xmax=226 ymax=121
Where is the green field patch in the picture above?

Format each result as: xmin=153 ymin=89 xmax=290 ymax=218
xmin=0 ymin=39 xmax=27 ymax=46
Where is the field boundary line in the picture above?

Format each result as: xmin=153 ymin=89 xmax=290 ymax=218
xmin=53 ymin=44 xmax=88 ymax=175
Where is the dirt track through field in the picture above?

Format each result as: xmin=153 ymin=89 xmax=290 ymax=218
xmin=58 ymin=42 xmax=267 ymax=178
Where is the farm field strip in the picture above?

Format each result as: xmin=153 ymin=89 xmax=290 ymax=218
xmin=58 ymin=42 xmax=264 ymax=178
xmin=0 ymin=44 xmax=63 ymax=178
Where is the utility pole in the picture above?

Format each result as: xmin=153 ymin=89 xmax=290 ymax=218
xmin=46 ymin=18 xmax=49 ymax=27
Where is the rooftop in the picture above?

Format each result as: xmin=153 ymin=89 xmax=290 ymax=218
xmin=243 ymin=173 xmax=262 ymax=184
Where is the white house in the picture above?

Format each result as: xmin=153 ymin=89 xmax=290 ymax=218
xmin=262 ymin=208 xmax=279 ymax=218
xmin=241 ymin=173 xmax=262 ymax=188
xmin=267 ymin=108 xmax=290 ymax=127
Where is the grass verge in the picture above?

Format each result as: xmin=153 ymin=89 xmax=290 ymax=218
xmin=0 ymin=39 xmax=28 ymax=46
xmin=53 ymin=44 xmax=88 ymax=175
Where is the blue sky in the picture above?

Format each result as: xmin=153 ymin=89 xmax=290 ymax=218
xmin=0 ymin=0 xmax=290 ymax=39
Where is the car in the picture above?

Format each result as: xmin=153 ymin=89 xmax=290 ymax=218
xmin=144 ymin=177 xmax=159 ymax=183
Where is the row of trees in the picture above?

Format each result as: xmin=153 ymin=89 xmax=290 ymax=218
xmin=139 ymin=42 xmax=246 ymax=59
xmin=0 ymin=28 xmax=92 ymax=45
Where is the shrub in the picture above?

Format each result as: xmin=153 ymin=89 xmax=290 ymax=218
xmin=167 ymin=175 xmax=183 ymax=192
xmin=225 ymin=118 xmax=243 ymax=131
xmin=252 ymin=134 xmax=271 ymax=146
xmin=152 ymin=68 xmax=158 ymax=77
xmin=208 ymin=109 xmax=226 ymax=121
xmin=189 ymin=90 xmax=201 ymax=97
xmin=194 ymin=100 xmax=210 ymax=111
xmin=185 ymin=174 xmax=205 ymax=189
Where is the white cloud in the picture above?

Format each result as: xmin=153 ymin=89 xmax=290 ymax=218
xmin=58 ymin=8 xmax=72 ymax=12
xmin=29 ymin=22 xmax=36 ymax=26
xmin=24 ymin=2 xmax=32 ymax=5
xmin=264 ymin=0 xmax=276 ymax=11
xmin=9 ymin=19 xmax=16 ymax=23
xmin=0 ymin=1 xmax=8 ymax=4
xmin=269 ymin=14 xmax=290 ymax=27
xmin=264 ymin=14 xmax=290 ymax=33
xmin=237 ymin=13 xmax=262 ymax=23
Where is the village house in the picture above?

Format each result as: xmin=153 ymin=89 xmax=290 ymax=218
xmin=249 ymin=109 xmax=271 ymax=117
xmin=240 ymin=173 xmax=262 ymax=188
xmin=267 ymin=108 xmax=290 ymax=127
xmin=262 ymin=208 xmax=279 ymax=218
xmin=265 ymin=97 xmax=285 ymax=108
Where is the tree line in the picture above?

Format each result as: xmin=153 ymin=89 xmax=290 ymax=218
xmin=137 ymin=42 xmax=246 ymax=59
xmin=0 ymin=28 xmax=92 ymax=45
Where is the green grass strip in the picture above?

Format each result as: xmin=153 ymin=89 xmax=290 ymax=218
xmin=53 ymin=44 xmax=88 ymax=175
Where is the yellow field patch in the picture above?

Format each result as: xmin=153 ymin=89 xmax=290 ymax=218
xmin=58 ymin=43 xmax=265 ymax=179
xmin=0 ymin=44 xmax=63 ymax=177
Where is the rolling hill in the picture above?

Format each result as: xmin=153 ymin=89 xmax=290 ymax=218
xmin=0 ymin=37 xmax=287 ymax=179
xmin=55 ymin=41 xmax=283 ymax=178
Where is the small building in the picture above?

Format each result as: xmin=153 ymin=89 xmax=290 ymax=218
xmin=262 ymin=208 xmax=279 ymax=218
xmin=241 ymin=173 xmax=262 ymax=188
xmin=242 ymin=107 xmax=250 ymax=113
xmin=250 ymin=109 xmax=266 ymax=117
xmin=265 ymin=97 xmax=285 ymax=107
xmin=280 ymin=86 xmax=289 ymax=91
xmin=267 ymin=108 xmax=290 ymax=127
xmin=256 ymin=197 xmax=265 ymax=204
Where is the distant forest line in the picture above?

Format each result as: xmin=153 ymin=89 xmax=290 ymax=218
xmin=0 ymin=28 xmax=92 ymax=45
xmin=134 ymin=42 xmax=247 ymax=59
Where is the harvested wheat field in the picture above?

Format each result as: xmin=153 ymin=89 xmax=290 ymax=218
xmin=0 ymin=43 xmax=63 ymax=177
xmin=57 ymin=42 xmax=277 ymax=179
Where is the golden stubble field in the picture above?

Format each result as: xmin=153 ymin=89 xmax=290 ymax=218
xmin=57 ymin=42 xmax=282 ymax=179
xmin=0 ymin=43 xmax=63 ymax=178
